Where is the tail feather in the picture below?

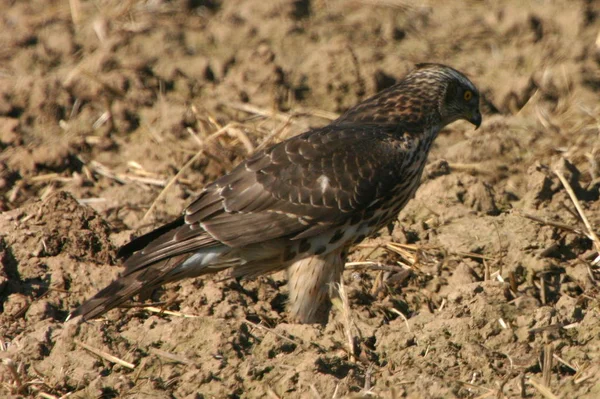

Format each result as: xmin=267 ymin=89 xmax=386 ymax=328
xmin=69 ymin=254 xmax=190 ymax=321
xmin=70 ymin=233 xmax=291 ymax=321
xmin=70 ymin=248 xmax=237 ymax=321
xmin=116 ymin=217 xmax=185 ymax=259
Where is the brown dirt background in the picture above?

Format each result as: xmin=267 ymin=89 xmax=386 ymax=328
xmin=1 ymin=0 xmax=600 ymax=398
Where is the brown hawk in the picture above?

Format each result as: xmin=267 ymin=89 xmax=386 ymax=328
xmin=71 ymin=63 xmax=482 ymax=324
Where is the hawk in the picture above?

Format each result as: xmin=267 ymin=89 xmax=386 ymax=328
xmin=71 ymin=63 xmax=481 ymax=324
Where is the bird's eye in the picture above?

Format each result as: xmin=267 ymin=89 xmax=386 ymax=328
xmin=463 ymin=90 xmax=473 ymax=101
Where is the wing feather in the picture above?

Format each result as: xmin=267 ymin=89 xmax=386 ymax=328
xmin=181 ymin=124 xmax=410 ymax=247
xmin=123 ymin=124 xmax=413 ymax=266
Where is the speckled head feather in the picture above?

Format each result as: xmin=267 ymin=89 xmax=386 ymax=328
xmin=335 ymin=63 xmax=481 ymax=130
xmin=70 ymin=63 xmax=482 ymax=324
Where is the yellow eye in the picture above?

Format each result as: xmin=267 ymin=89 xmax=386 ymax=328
xmin=464 ymin=90 xmax=473 ymax=101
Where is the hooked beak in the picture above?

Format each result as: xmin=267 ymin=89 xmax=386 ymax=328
xmin=468 ymin=109 xmax=482 ymax=129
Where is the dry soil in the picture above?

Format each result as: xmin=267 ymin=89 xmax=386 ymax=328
xmin=1 ymin=0 xmax=600 ymax=398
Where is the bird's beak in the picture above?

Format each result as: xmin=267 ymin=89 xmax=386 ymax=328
xmin=468 ymin=109 xmax=482 ymax=130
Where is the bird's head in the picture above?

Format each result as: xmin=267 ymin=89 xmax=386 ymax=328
xmin=334 ymin=63 xmax=482 ymax=131
xmin=414 ymin=63 xmax=482 ymax=129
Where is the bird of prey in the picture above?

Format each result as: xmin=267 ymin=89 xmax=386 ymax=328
xmin=71 ymin=63 xmax=481 ymax=324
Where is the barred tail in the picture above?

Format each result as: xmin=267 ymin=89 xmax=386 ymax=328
xmin=69 ymin=247 xmax=233 ymax=321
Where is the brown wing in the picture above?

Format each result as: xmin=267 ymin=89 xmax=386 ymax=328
xmin=186 ymin=124 xmax=410 ymax=246
xmin=118 ymin=124 xmax=412 ymax=275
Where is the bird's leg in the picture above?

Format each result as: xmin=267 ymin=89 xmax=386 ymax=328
xmin=286 ymin=249 xmax=344 ymax=324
